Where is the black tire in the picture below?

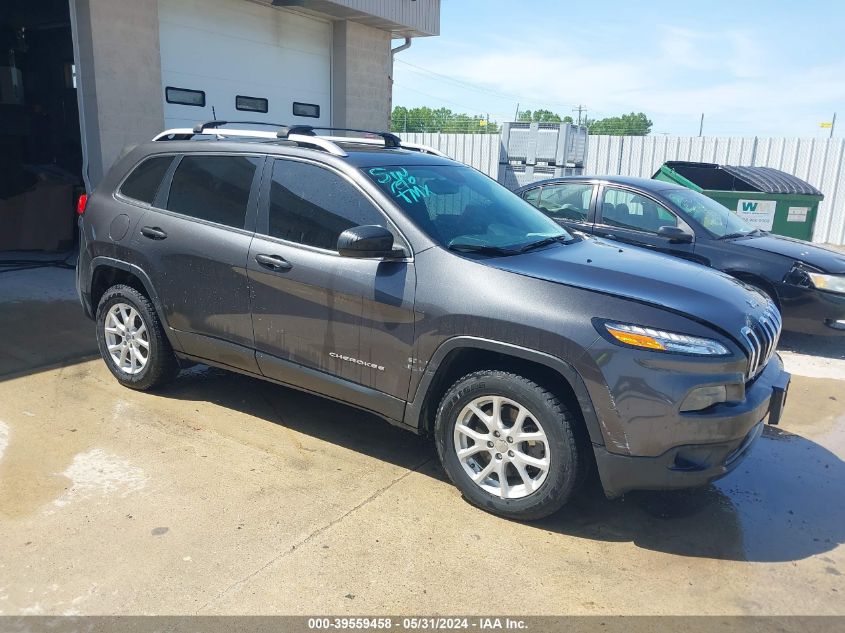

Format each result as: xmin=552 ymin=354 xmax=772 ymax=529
xmin=434 ymin=370 xmax=586 ymax=520
xmin=95 ymin=284 xmax=179 ymax=390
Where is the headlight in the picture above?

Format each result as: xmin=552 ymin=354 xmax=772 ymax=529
xmin=603 ymin=322 xmax=729 ymax=356
xmin=807 ymin=272 xmax=845 ymax=295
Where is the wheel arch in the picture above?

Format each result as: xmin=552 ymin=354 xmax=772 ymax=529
xmin=89 ymin=257 xmax=181 ymax=351
xmin=726 ymin=270 xmax=781 ymax=309
xmin=404 ymin=337 xmax=604 ymax=447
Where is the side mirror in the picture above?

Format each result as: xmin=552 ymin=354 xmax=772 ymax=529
xmin=337 ymin=225 xmax=396 ymax=258
xmin=657 ymin=225 xmax=693 ymax=243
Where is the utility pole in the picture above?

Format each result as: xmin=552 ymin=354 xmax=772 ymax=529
xmin=514 ymin=102 xmax=520 ymax=122
xmin=698 ymin=113 xmax=704 ymax=137
xmin=831 ymin=112 xmax=837 ymax=139
xmin=573 ymin=104 xmax=587 ymax=126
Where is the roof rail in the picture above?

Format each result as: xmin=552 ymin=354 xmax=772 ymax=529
xmin=192 ymin=120 xmax=288 ymax=134
xmin=277 ymin=125 xmax=402 ymax=149
xmin=153 ymin=127 xmax=277 ymax=141
xmin=153 ymin=121 xmax=413 ymax=159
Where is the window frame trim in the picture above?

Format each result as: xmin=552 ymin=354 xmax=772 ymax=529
xmin=256 ymin=156 xmax=413 ymax=260
xmin=595 ymin=183 xmax=690 ymax=237
xmin=292 ymin=101 xmax=320 ymax=119
xmin=165 ymin=86 xmax=206 ymax=107
xmin=114 ymin=153 xmax=180 ymax=209
xmin=235 ymin=94 xmax=269 ymax=113
xmin=535 ymin=181 xmax=594 ymax=222
xmin=146 ymin=152 xmax=266 ymax=234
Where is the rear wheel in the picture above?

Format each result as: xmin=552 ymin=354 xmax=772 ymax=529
xmin=95 ymin=285 xmax=179 ymax=390
xmin=434 ymin=370 xmax=586 ymax=520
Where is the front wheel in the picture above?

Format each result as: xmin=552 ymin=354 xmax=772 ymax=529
xmin=434 ymin=370 xmax=586 ymax=520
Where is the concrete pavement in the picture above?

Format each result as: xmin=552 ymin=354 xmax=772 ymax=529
xmin=0 ymin=267 xmax=843 ymax=615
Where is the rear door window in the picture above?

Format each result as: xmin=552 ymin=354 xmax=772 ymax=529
xmin=119 ymin=156 xmax=173 ymax=204
xmin=165 ymin=155 xmax=261 ymax=229
xmin=535 ymin=183 xmax=593 ymax=221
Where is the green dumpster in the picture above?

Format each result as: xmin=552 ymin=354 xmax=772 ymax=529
xmin=653 ymin=161 xmax=823 ymax=241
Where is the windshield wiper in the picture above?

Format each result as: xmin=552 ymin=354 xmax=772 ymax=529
xmin=719 ymin=231 xmax=754 ymax=240
xmin=447 ymin=243 xmax=518 ymax=256
xmin=515 ymin=235 xmax=570 ymax=253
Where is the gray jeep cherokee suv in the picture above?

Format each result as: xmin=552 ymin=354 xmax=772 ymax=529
xmin=76 ymin=122 xmax=791 ymax=520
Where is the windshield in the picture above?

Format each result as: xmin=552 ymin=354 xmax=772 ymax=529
xmin=664 ymin=188 xmax=756 ymax=238
xmin=363 ymin=164 xmax=571 ymax=253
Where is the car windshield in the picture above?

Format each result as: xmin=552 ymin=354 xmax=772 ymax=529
xmin=362 ymin=164 xmax=572 ymax=254
xmin=664 ymin=188 xmax=756 ymax=238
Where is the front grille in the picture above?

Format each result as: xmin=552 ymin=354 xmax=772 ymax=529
xmin=740 ymin=302 xmax=782 ymax=380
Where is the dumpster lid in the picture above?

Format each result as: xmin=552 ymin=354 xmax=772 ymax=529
xmin=661 ymin=161 xmax=823 ymax=196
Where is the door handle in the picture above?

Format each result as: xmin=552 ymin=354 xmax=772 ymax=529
xmin=141 ymin=226 xmax=168 ymax=240
xmin=255 ymin=254 xmax=292 ymax=270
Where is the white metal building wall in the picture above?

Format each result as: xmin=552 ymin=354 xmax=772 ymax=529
xmin=158 ymin=0 xmax=332 ymax=129
xmin=401 ymin=132 xmax=845 ymax=245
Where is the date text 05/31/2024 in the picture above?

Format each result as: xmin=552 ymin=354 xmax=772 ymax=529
xmin=307 ymin=617 xmax=528 ymax=630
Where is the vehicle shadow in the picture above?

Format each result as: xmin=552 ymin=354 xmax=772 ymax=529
xmin=161 ymin=366 xmax=844 ymax=564
xmin=162 ymin=364 xmax=442 ymax=478
xmin=535 ymin=425 xmax=845 ymax=563
xmin=779 ymin=330 xmax=845 ymax=360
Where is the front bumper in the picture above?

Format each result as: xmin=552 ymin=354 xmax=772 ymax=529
xmin=593 ymin=355 xmax=790 ymax=498
xmin=780 ymin=283 xmax=845 ymax=335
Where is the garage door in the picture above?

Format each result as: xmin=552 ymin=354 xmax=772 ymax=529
xmin=158 ymin=0 xmax=331 ymax=130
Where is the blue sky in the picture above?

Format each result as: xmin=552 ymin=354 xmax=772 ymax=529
xmin=392 ymin=0 xmax=844 ymax=136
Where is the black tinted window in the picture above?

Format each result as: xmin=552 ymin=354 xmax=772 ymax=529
xmin=119 ymin=156 xmax=173 ymax=203
xmin=535 ymin=183 xmax=592 ymax=220
xmin=166 ymin=155 xmax=260 ymax=229
xmin=601 ymin=188 xmax=678 ymax=234
xmin=267 ymin=159 xmax=387 ymax=250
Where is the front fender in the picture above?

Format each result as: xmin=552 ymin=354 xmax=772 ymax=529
xmin=403 ymin=336 xmax=605 ymax=447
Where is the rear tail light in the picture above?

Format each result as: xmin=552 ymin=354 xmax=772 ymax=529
xmin=76 ymin=193 xmax=88 ymax=215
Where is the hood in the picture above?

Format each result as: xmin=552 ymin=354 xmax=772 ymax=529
xmin=738 ymin=234 xmax=845 ymax=273
xmin=487 ymin=238 xmax=768 ymax=339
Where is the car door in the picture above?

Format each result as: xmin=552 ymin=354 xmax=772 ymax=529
xmin=133 ymin=153 xmax=263 ymax=372
xmin=594 ymin=185 xmax=696 ymax=259
xmin=247 ymin=157 xmax=416 ymax=421
xmin=521 ymin=182 xmax=597 ymax=234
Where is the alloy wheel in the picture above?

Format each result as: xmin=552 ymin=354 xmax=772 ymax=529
xmin=104 ymin=302 xmax=150 ymax=375
xmin=453 ymin=395 xmax=550 ymax=499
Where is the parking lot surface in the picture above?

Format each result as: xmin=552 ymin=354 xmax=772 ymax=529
xmin=1 ymin=267 xmax=843 ymax=615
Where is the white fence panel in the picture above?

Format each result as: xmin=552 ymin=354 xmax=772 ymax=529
xmin=399 ymin=132 xmax=845 ymax=244
xmin=400 ymin=132 xmax=500 ymax=178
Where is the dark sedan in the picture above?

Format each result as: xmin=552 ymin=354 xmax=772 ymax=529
xmin=515 ymin=176 xmax=845 ymax=335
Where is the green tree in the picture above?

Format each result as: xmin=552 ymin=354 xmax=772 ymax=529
xmin=588 ymin=112 xmax=653 ymax=136
xmin=391 ymin=106 xmax=499 ymax=133
xmin=517 ymin=109 xmax=573 ymax=123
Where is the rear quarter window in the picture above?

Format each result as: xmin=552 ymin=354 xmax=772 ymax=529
xmin=118 ymin=156 xmax=174 ymax=204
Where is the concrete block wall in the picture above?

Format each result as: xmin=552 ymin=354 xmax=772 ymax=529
xmin=71 ymin=0 xmax=400 ymax=188
xmin=71 ymin=0 xmax=164 ymax=188
xmin=332 ymin=21 xmax=391 ymax=131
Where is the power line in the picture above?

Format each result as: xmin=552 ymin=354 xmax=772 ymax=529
xmin=395 ymin=58 xmax=582 ymax=112
xmin=393 ymin=81 xmax=497 ymax=115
